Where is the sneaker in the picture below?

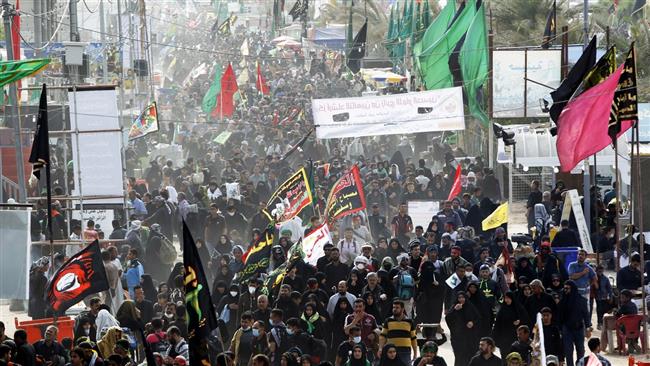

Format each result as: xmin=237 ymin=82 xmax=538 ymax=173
xmin=597 ymin=324 xmax=602 ymax=330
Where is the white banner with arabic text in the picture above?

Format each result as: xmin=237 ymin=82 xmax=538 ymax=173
xmin=313 ymin=88 xmax=465 ymax=139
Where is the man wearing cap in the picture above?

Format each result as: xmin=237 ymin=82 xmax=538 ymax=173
xmin=478 ymin=264 xmax=500 ymax=310
xmin=360 ymin=244 xmax=380 ymax=271
xmin=412 ymin=341 xmax=447 ymax=366
xmin=417 ymin=245 xmax=445 ymax=324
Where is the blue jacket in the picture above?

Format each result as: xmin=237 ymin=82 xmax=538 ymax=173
xmin=124 ymin=259 xmax=144 ymax=288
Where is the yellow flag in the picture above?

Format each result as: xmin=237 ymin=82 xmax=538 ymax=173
xmin=482 ymin=202 xmax=508 ymax=231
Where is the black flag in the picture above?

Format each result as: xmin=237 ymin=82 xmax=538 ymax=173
xmin=289 ymin=0 xmax=308 ymax=21
xmin=346 ymin=19 xmax=368 ymax=74
xmin=47 ymin=240 xmax=109 ymax=315
xmin=183 ymin=221 xmax=219 ymax=365
xmin=28 ymin=84 xmax=49 ymax=180
xmin=548 ymin=36 xmax=597 ymax=133
xmin=609 ymin=44 xmax=637 ymax=142
xmin=542 ymin=0 xmax=556 ymax=49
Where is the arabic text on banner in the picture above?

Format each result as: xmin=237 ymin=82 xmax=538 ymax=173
xmin=266 ymin=167 xmax=313 ymax=223
xmin=325 ymin=165 xmax=367 ymax=222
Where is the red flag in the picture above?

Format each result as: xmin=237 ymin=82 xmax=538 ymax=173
xmin=556 ymin=64 xmax=633 ymax=172
xmin=447 ymin=164 xmax=462 ymax=201
xmin=211 ymin=63 xmax=238 ymax=118
xmin=256 ymin=62 xmax=270 ymax=95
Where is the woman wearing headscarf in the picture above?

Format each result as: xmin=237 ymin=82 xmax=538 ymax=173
xmin=95 ymin=309 xmax=120 ymax=340
xmin=378 ymin=344 xmax=406 ymax=366
xmin=514 ymin=257 xmax=536 ymax=284
xmin=139 ymin=274 xmax=158 ymax=303
xmin=167 ymin=262 xmax=184 ymax=288
xmin=144 ymin=224 xmax=171 ymax=283
xmin=28 ymin=256 xmax=50 ymax=319
xmin=300 ymin=302 xmax=327 ymax=340
xmin=116 ymin=300 xmax=143 ymax=331
xmin=492 ymin=292 xmax=530 ymax=356
xmin=466 ymin=282 xmax=493 ymax=339
xmin=211 ymin=280 xmax=228 ymax=307
xmin=345 ymin=344 xmax=370 ymax=366
xmin=97 ymin=326 xmax=123 ymax=359
xmin=214 ymin=235 xmax=234 ymax=256
xmin=361 ymin=292 xmax=382 ymax=322
xmin=386 ymin=239 xmax=405 ymax=262
xmin=445 ymin=291 xmax=480 ymax=366
xmin=534 ymin=203 xmax=551 ymax=240
xmin=330 ymin=296 xmax=353 ymax=359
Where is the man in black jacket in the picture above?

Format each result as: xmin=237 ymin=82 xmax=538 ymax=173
xmin=541 ymin=307 xmax=564 ymax=364
xmin=134 ymin=286 xmax=155 ymax=324
xmin=468 ymin=337 xmax=502 ymax=366
xmin=552 ymin=220 xmax=581 ymax=247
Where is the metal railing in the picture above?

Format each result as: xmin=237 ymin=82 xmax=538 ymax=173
xmin=0 ymin=175 xmax=20 ymax=202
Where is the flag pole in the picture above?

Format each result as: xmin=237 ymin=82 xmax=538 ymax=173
xmin=614 ymin=138 xmax=621 ymax=272
xmin=635 ymin=119 xmax=647 ymax=352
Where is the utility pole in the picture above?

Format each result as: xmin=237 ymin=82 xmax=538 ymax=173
xmin=2 ymin=0 xmax=27 ymax=203
xmin=33 ymin=0 xmax=42 ymax=57
xmin=582 ymin=0 xmax=591 ymax=233
xmin=99 ymin=0 xmax=108 ymax=83
xmin=69 ymin=0 xmax=80 ymax=84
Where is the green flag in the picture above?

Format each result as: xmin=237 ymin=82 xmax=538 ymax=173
xmin=414 ymin=1 xmax=423 ymax=43
xmin=418 ymin=0 xmax=477 ymax=90
xmin=0 ymin=59 xmax=50 ymax=88
xmin=394 ymin=0 xmax=414 ymax=60
xmin=201 ymin=64 xmax=223 ymax=114
xmin=459 ymin=1 xmax=488 ymax=126
xmin=413 ymin=0 xmax=455 ymax=77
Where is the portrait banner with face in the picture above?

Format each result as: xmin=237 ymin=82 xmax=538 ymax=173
xmin=47 ymin=240 xmax=109 ymax=315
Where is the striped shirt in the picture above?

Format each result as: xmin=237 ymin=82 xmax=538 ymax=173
xmin=380 ymin=316 xmax=416 ymax=351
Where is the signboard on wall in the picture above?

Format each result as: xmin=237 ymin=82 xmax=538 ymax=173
xmin=492 ymin=49 xmax=561 ymax=118
xmin=69 ymin=88 xmax=124 ymax=205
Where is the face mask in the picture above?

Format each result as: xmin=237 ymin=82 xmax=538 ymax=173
xmin=252 ymin=328 xmax=260 ymax=337
xmin=356 ymin=263 xmax=365 ymax=270
xmin=83 ymin=328 xmax=91 ymax=335
xmin=269 ymin=318 xmax=275 ymax=325
xmin=353 ymin=336 xmax=362 ymax=344
xmin=286 ymin=328 xmax=294 ymax=336
xmin=228 ymin=211 xmax=235 ymax=216
xmin=248 ymin=286 xmax=256 ymax=294
xmin=165 ymin=313 xmax=174 ymax=319
xmin=230 ymin=291 xmax=238 ymax=297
